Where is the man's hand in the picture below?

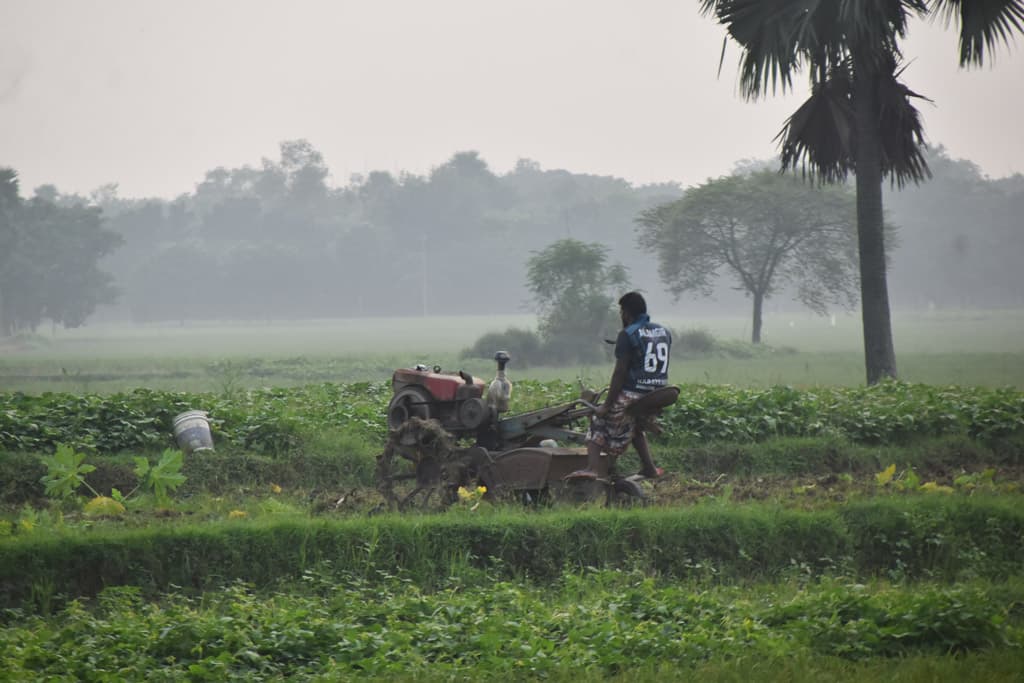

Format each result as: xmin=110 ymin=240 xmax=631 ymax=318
xmin=594 ymin=403 xmax=611 ymax=418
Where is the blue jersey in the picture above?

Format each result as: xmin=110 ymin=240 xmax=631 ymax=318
xmin=614 ymin=314 xmax=671 ymax=393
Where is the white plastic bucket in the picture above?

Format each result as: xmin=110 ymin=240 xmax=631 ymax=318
xmin=172 ymin=410 xmax=214 ymax=454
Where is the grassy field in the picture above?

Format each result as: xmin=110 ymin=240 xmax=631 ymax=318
xmin=2 ymin=499 xmax=1024 ymax=680
xmin=1 ymin=309 xmax=1023 ymax=393
xmin=2 ymin=309 xmax=1023 ymax=680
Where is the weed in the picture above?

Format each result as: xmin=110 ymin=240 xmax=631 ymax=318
xmin=39 ymin=444 xmax=100 ymax=500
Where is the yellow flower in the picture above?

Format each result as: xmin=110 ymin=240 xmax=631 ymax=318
xmin=270 ymin=483 xmax=282 ymax=494
xmin=228 ymin=509 xmax=248 ymax=519
xmin=457 ymin=486 xmax=472 ymax=501
xmin=477 ymin=486 xmax=487 ymax=495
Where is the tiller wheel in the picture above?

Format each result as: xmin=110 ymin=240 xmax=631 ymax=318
xmin=376 ymin=417 xmax=468 ymax=510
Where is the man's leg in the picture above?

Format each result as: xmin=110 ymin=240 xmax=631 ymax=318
xmin=632 ymin=429 xmax=660 ymax=478
xmin=585 ymin=440 xmax=603 ymax=473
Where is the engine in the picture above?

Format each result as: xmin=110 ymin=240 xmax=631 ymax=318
xmin=387 ymin=364 xmax=488 ymax=434
xmin=386 ymin=352 xmax=513 ymax=436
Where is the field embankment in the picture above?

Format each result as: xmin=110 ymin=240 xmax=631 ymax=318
xmin=2 ymin=497 xmax=1023 ymax=610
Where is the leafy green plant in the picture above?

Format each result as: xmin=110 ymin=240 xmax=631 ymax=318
xmin=954 ymin=468 xmax=998 ymax=493
xmin=875 ymin=464 xmax=922 ymax=492
xmin=39 ymin=444 xmax=100 ymax=500
xmin=0 ymin=571 xmax=1020 ymax=679
xmin=2 ymin=381 xmax=1023 ymax=455
xmin=131 ymin=449 xmax=187 ymax=504
xmin=876 ymin=463 xmax=896 ymax=486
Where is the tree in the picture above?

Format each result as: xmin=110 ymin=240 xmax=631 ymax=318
xmin=700 ymin=0 xmax=1024 ymax=383
xmin=0 ymin=169 xmax=21 ymax=335
xmin=526 ymin=238 xmax=629 ymax=362
xmin=0 ymin=172 xmax=121 ymax=335
xmin=127 ymin=243 xmax=221 ymax=324
xmin=637 ymin=170 xmax=859 ymax=343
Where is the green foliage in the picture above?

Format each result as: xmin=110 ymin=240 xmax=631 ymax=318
xmin=1 ymin=498 xmax=1022 ymax=610
xmin=1 ymin=380 xmax=1022 ymax=459
xmin=39 ymin=443 xmax=98 ymax=500
xmin=134 ymin=449 xmax=187 ymax=504
xmin=35 ymin=443 xmax=186 ymax=507
xmin=0 ymin=573 xmax=1020 ymax=679
xmin=674 ymin=327 xmax=717 ymax=354
xmin=637 ymin=171 xmax=859 ymax=343
xmin=0 ymin=171 xmax=122 ymax=335
xmin=954 ymin=468 xmax=1001 ymax=494
xmin=525 ymin=238 xmax=628 ymax=360
xmin=0 ymin=382 xmax=390 ymax=455
xmin=662 ymin=381 xmax=1024 ymax=445
xmin=0 ymin=452 xmax=45 ymax=503
xmin=462 ymin=327 xmax=544 ymax=366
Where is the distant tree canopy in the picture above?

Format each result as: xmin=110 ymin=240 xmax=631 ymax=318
xmin=86 ymin=140 xmax=679 ymax=323
xmin=0 ymin=169 xmax=121 ymax=336
xmin=526 ymin=238 xmax=629 ymax=363
xmin=7 ymin=140 xmax=1022 ymax=330
xmin=637 ymin=171 xmax=859 ymax=344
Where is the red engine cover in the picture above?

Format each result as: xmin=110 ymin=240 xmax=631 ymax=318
xmin=392 ymin=368 xmax=485 ymax=402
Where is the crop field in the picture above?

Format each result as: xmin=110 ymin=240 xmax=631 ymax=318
xmin=1 ymin=310 xmax=1023 ymax=680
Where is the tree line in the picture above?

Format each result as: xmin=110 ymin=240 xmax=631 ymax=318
xmin=0 ymin=170 xmax=121 ymax=336
xmin=1 ymin=143 xmax=1020 ymax=347
xmin=90 ymin=143 xmax=679 ymax=323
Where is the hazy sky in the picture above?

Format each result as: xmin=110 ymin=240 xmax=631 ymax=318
xmin=2 ymin=0 xmax=1022 ymax=199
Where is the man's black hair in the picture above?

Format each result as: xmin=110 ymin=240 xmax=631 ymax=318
xmin=618 ymin=291 xmax=647 ymax=319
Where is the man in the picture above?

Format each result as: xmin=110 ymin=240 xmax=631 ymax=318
xmin=573 ymin=291 xmax=670 ymax=479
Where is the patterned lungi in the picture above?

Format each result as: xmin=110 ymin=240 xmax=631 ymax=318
xmin=585 ymin=389 xmax=643 ymax=456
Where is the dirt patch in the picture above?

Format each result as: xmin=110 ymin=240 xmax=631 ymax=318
xmin=643 ymin=464 xmax=1024 ymax=508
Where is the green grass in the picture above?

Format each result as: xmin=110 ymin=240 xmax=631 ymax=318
xmin=3 ymin=351 xmax=1023 ymax=393
xmin=2 ymin=312 xmax=1022 ymax=679
xmin=2 ymin=310 xmax=1023 ymax=393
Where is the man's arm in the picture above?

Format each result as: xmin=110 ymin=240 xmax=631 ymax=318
xmin=596 ymin=353 xmax=629 ymax=416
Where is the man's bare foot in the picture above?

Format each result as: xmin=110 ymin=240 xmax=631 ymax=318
xmin=638 ymin=467 xmax=665 ymax=479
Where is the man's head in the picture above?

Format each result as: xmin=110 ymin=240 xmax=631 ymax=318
xmin=618 ymin=291 xmax=647 ymax=326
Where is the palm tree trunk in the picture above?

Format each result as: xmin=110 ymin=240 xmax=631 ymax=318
xmin=854 ymin=71 xmax=898 ymax=384
xmin=751 ymin=290 xmax=763 ymax=344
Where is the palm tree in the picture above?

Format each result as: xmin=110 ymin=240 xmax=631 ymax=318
xmin=700 ymin=0 xmax=1024 ymax=384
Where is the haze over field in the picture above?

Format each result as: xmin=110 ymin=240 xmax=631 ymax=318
xmin=0 ymin=0 xmax=1022 ymax=332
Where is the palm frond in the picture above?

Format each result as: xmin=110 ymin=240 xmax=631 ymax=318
xmin=777 ymin=70 xmax=857 ymax=183
xmin=931 ymin=0 xmax=1024 ymax=65
xmin=839 ymin=0 xmax=927 ymax=38
xmin=875 ymin=68 xmax=932 ymax=186
xmin=838 ymin=0 xmax=927 ymax=74
xmin=702 ymin=0 xmax=838 ymax=98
